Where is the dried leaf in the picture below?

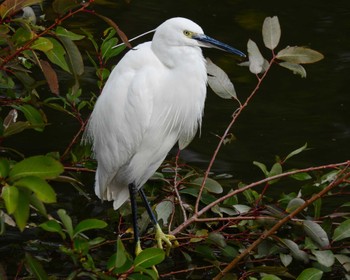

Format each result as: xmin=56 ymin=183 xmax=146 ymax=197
xmin=262 ymin=16 xmax=281 ymax=50
xmin=279 ymin=62 xmax=307 ymax=77
xmin=247 ymin=39 xmax=265 ymax=74
xmin=94 ymin=12 xmax=131 ymax=48
xmin=3 ymin=109 xmax=18 ymax=129
xmin=206 ymin=58 xmax=236 ymax=99
xmin=277 ymin=46 xmax=324 ymax=64
xmin=39 ymin=60 xmax=59 ymax=95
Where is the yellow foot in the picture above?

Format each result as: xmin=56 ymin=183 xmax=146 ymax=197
xmin=155 ymin=224 xmax=179 ymax=256
xmin=135 ymin=240 xmax=159 ymax=278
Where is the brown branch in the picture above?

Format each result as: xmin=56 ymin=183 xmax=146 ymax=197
xmin=170 ymin=160 xmax=350 ymax=235
xmin=213 ymin=164 xmax=350 ymax=279
xmin=194 ymin=57 xmax=276 ymax=214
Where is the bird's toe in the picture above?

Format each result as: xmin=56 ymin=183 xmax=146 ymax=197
xmin=155 ymin=224 xmax=179 ymax=256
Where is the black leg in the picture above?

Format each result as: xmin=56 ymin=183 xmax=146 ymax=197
xmin=139 ymin=187 xmax=158 ymax=226
xmin=128 ymin=183 xmax=140 ymax=248
xmin=139 ymin=187 xmax=176 ymax=255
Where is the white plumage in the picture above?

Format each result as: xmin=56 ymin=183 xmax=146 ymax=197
xmin=85 ymin=17 xmax=244 ymax=210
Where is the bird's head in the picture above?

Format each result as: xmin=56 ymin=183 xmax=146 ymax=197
xmin=153 ymin=17 xmax=246 ymax=58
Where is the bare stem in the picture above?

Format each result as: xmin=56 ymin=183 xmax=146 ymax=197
xmin=171 ymin=160 xmax=350 ymax=235
xmin=194 ymin=57 xmax=276 ymax=213
xmin=213 ymin=164 xmax=350 ymax=279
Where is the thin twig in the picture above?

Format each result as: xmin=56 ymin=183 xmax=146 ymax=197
xmin=194 ymin=57 xmax=276 ymax=213
xmin=171 ymin=160 xmax=350 ymax=235
xmin=213 ymin=164 xmax=350 ymax=279
xmin=173 ymin=149 xmax=188 ymax=222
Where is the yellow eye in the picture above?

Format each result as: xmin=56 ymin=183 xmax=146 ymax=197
xmin=183 ymin=30 xmax=192 ymax=37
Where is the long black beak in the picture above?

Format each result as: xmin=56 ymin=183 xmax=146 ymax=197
xmin=193 ymin=33 xmax=246 ymax=57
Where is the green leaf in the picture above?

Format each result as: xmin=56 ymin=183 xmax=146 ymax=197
xmin=296 ymin=268 xmax=323 ymax=280
xmin=303 ymin=220 xmax=330 ymax=247
xmin=14 ymin=176 xmax=56 ymax=203
xmin=9 ymin=155 xmax=64 ymax=181
xmin=286 ymin=197 xmax=305 ymax=213
xmin=57 ymin=209 xmax=73 ymax=239
xmin=107 ymin=239 xmax=134 ymax=274
xmin=2 ymin=185 xmax=19 ymax=214
xmin=208 ymin=232 xmax=226 ymax=248
xmin=3 ymin=121 xmax=32 ymax=137
xmin=55 ymin=27 xmax=85 ymax=41
xmin=39 ymin=220 xmax=65 ymax=239
xmin=340 ymin=202 xmax=350 ymax=208
xmin=279 ymin=62 xmax=307 ymax=78
xmin=12 ymin=26 xmax=33 ymax=46
xmin=25 ymin=252 xmax=48 ymax=280
xmin=285 ymin=143 xmax=308 ymax=161
xmin=134 ymin=248 xmax=165 ymax=268
xmin=233 ymin=204 xmax=251 ymax=214
xmin=115 ymin=237 xmax=128 ymax=268
xmin=180 ymin=187 xmax=216 ymax=205
xmin=253 ymin=161 xmax=269 ymax=176
xmin=334 ymin=254 xmax=350 ymax=272
xmin=45 ymin=37 xmax=71 ymax=73
xmin=332 ymin=219 xmax=350 ymax=242
xmin=0 ymin=158 xmax=10 ymax=178
xmin=81 ymin=28 xmax=98 ymax=51
xmin=155 ymin=200 xmax=173 ymax=226
xmin=73 ymin=219 xmax=107 ymax=238
xmin=30 ymin=194 xmax=47 ymax=216
xmin=280 ymin=239 xmax=309 ymax=263
xmin=58 ymin=35 xmax=84 ymax=76
xmin=190 ymin=229 xmax=208 ymax=243
xmin=73 ymin=238 xmax=89 ymax=255
xmin=289 ymin=172 xmax=312 ymax=181
xmin=101 ymin=37 xmax=119 ymax=61
xmin=31 ymin=37 xmax=53 ymax=52
xmin=311 ymin=250 xmax=334 ymax=267
xmin=13 ymin=104 xmax=46 ymax=132
xmin=195 ymin=244 xmax=217 ymax=260
xmin=268 ymin=162 xmax=282 ymax=184
xmin=192 ymin=177 xmax=223 ymax=194
xmin=262 ymin=16 xmax=281 ymax=50
xmin=277 ymin=46 xmax=324 ymax=64
xmin=280 ymin=253 xmax=293 ymax=267
xmin=13 ymin=188 xmax=30 ymax=231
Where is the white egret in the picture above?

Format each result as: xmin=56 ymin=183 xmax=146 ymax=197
xmin=85 ymin=17 xmax=245 ymax=254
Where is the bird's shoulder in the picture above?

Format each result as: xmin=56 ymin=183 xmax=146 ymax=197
xmin=116 ymin=42 xmax=161 ymax=72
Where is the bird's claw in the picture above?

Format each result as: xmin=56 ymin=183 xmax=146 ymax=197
xmin=155 ymin=224 xmax=179 ymax=256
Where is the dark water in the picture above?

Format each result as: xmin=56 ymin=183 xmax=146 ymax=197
xmin=87 ymin=0 xmax=350 ymax=181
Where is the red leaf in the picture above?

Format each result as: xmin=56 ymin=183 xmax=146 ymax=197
xmin=40 ymin=60 xmax=59 ymax=95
